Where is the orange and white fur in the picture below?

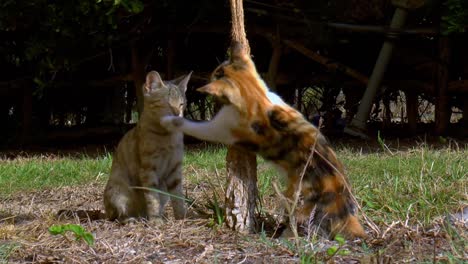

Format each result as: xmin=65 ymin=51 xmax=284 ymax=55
xmin=162 ymin=43 xmax=365 ymax=238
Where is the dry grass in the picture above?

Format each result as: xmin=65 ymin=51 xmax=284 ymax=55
xmin=1 ymin=181 xmax=465 ymax=263
xmin=1 ymin=182 xmax=298 ymax=263
xmin=1 ymin=141 xmax=467 ymax=263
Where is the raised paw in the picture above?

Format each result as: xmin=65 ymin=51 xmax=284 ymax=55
xmin=161 ymin=116 xmax=184 ymax=131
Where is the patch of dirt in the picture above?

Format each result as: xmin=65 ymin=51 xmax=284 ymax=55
xmin=1 ymin=182 xmax=466 ymax=263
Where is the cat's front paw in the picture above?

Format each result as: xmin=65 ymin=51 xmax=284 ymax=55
xmin=161 ymin=116 xmax=184 ymax=131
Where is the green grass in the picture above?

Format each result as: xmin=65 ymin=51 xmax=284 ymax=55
xmin=257 ymin=161 xmax=278 ymax=199
xmin=182 ymin=146 xmax=279 ymax=199
xmin=183 ymin=146 xmax=227 ymax=173
xmin=0 ymin=146 xmax=228 ymax=197
xmin=1 ymin=145 xmax=466 ymax=226
xmin=0 ymin=242 xmax=19 ymax=263
xmin=0 ymin=154 xmax=112 ymax=197
xmin=341 ymin=147 xmax=467 ymax=225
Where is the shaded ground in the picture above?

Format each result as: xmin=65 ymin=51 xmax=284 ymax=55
xmin=1 ymin=179 xmax=466 ymax=263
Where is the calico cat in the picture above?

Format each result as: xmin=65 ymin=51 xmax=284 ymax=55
xmin=161 ymin=42 xmax=366 ymax=238
xmin=104 ymin=71 xmax=191 ymax=222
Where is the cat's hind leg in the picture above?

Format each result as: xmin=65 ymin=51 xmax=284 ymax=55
xmin=166 ymin=165 xmax=187 ymax=220
xmin=104 ymin=174 xmax=146 ymax=222
xmin=156 ymin=182 xmax=170 ymax=219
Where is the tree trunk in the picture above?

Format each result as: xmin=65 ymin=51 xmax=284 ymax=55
xmin=295 ymin=86 xmax=303 ymax=112
xmin=406 ymin=90 xmax=418 ymax=135
xmin=225 ymin=147 xmax=258 ymax=233
xmin=382 ymin=95 xmax=392 ymax=129
xmin=434 ymin=37 xmax=450 ymax=135
xmin=224 ymin=0 xmax=258 ymax=234
xmin=462 ymin=96 xmax=468 ymax=129
xmin=125 ymin=82 xmax=135 ymax=123
xmin=131 ymin=40 xmax=146 ymax=118
xmin=266 ymin=39 xmax=281 ymax=91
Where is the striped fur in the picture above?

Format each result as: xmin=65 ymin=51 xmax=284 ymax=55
xmin=104 ymin=71 xmax=191 ymax=222
xmin=162 ymin=42 xmax=365 ymax=238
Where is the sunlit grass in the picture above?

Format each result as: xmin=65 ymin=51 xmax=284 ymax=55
xmin=0 ymin=154 xmax=112 ymax=196
xmin=341 ymin=147 xmax=467 ymax=225
xmin=184 ymin=145 xmax=227 ymax=170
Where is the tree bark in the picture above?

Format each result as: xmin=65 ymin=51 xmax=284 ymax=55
xmin=462 ymin=96 xmax=468 ymax=129
xmin=382 ymin=95 xmax=392 ymax=129
xmin=434 ymin=37 xmax=451 ymax=135
xmin=406 ymin=90 xmax=418 ymax=135
xmin=225 ymin=147 xmax=258 ymax=233
xmin=131 ymin=40 xmax=146 ymax=118
xmin=125 ymin=82 xmax=135 ymax=123
xmin=224 ymin=0 xmax=258 ymax=234
xmin=266 ymin=39 xmax=281 ymax=91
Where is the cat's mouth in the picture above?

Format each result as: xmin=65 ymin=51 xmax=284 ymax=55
xmin=171 ymin=109 xmax=180 ymax=116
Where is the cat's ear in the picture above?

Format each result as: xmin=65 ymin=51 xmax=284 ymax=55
xmin=197 ymin=80 xmax=241 ymax=108
xmin=144 ymin=71 xmax=165 ymax=93
xmin=174 ymin=71 xmax=192 ymax=94
xmin=196 ymin=81 xmax=224 ymax=98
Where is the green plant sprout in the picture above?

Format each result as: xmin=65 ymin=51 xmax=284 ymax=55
xmin=49 ymin=224 xmax=95 ymax=246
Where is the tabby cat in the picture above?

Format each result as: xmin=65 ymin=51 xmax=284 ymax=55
xmin=104 ymin=70 xmax=191 ymax=222
xmin=161 ymin=43 xmax=365 ymax=238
